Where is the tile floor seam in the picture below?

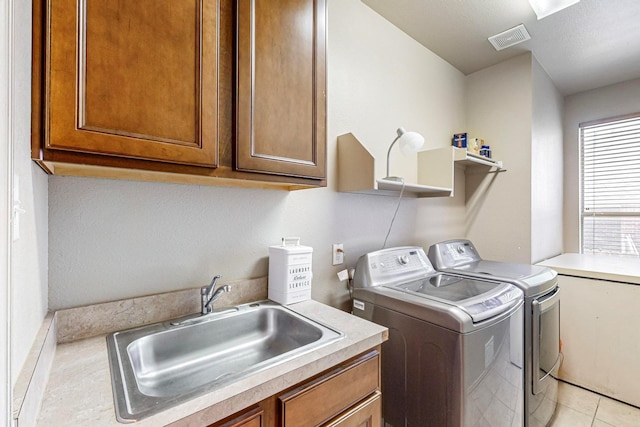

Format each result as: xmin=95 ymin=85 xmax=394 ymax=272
xmin=592 ymin=396 xmax=601 ymax=426
xmin=550 ymin=382 xmax=640 ymax=427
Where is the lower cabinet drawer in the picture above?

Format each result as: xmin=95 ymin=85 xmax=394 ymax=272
xmin=323 ymin=392 xmax=381 ymax=427
xmin=209 ymin=406 xmax=264 ymax=427
xmin=279 ymin=350 xmax=380 ymax=426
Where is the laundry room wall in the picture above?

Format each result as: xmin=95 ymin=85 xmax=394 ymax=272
xmin=464 ymin=53 xmax=534 ymax=263
xmin=414 ymin=167 xmax=467 ymax=248
xmin=47 ymin=0 xmax=467 ymax=311
xmin=10 ymin=0 xmax=50 ymax=383
xmin=462 ymin=53 xmax=563 ymax=264
xmin=563 ymin=77 xmax=640 ymax=253
xmin=531 ymin=57 xmax=564 ymax=263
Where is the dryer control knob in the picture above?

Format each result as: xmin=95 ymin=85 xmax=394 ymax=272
xmin=398 ymin=255 xmax=409 ymax=265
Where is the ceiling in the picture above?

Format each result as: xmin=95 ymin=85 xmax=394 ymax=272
xmin=360 ymin=0 xmax=640 ymax=95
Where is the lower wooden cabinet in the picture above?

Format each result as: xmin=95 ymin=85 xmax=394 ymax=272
xmin=210 ymin=406 xmax=264 ymax=427
xmin=324 ymin=392 xmax=381 ymax=427
xmin=279 ymin=350 xmax=379 ymax=426
xmin=208 ymin=349 xmax=381 ymax=427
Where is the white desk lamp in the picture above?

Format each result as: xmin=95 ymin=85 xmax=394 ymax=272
xmin=383 ymin=127 xmax=425 ymax=182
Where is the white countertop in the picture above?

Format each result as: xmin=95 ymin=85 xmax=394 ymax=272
xmin=35 ymin=300 xmax=388 ymax=426
xmin=537 ymin=253 xmax=640 ymax=285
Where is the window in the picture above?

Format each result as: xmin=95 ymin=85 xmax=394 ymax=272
xmin=580 ymin=114 xmax=640 ymax=257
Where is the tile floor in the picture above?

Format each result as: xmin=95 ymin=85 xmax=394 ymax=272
xmin=550 ymin=381 xmax=640 ymax=427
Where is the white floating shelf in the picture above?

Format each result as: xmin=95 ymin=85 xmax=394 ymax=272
xmin=337 ymin=134 xmax=504 ymax=199
xmin=454 ymin=148 xmax=504 ymax=169
xmin=375 ymin=179 xmax=453 ymax=197
xmin=418 ymin=146 xmax=505 ymax=198
xmin=337 ymin=133 xmax=453 ymax=198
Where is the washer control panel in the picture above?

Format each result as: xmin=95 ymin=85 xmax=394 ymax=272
xmin=428 ymin=239 xmax=482 ymax=269
xmin=353 ymin=246 xmax=435 ymax=288
xmin=371 ymin=250 xmax=424 ymax=272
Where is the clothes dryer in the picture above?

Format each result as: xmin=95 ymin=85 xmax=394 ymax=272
xmin=428 ymin=240 xmax=562 ymax=427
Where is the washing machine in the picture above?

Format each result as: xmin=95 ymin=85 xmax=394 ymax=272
xmin=428 ymin=240 xmax=562 ymax=427
xmin=351 ymin=247 xmax=524 ymax=427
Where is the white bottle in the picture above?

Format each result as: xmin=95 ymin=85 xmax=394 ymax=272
xmin=468 ymin=138 xmax=480 ymax=155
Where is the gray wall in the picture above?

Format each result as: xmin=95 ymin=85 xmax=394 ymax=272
xmin=47 ymin=0 xmax=467 ymax=311
xmin=1 ymin=1 xmax=12 ymax=421
xmin=531 ymin=56 xmax=564 ymax=262
xmin=563 ymin=78 xmax=640 ymax=253
xmin=464 ymin=54 xmax=534 ymax=263
xmin=10 ymin=0 xmax=49 ymax=384
xmin=463 ymin=53 xmax=564 ymax=264
xmin=48 ymin=178 xmax=422 ymax=310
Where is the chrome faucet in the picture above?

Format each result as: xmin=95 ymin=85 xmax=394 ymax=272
xmin=201 ymin=275 xmax=231 ymax=314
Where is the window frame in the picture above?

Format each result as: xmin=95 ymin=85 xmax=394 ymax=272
xmin=579 ymin=112 xmax=640 ymax=257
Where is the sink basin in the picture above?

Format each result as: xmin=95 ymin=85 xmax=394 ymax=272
xmin=107 ymin=300 xmax=344 ymax=422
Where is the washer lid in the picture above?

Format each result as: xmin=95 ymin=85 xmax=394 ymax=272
xmin=457 ymin=259 xmax=551 ymax=280
xmin=427 ymin=239 xmax=558 ymax=296
xmin=389 ymin=274 xmax=522 ymax=323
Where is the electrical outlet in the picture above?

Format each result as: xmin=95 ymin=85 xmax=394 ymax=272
xmin=332 ymin=244 xmax=344 ymax=265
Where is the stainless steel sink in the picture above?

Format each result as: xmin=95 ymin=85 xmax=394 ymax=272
xmin=107 ymin=300 xmax=344 ymax=422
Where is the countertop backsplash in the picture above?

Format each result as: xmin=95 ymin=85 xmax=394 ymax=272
xmin=55 ymin=276 xmax=268 ymax=343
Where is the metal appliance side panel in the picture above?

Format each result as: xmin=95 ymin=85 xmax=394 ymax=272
xmin=440 ymin=275 xmax=560 ymax=427
xmin=354 ymin=301 xmax=524 ymax=427
xmin=427 ymin=240 xmax=560 ymax=427
xmin=357 ymin=302 xmax=463 ymax=427
xmin=532 ymin=286 xmax=561 ymax=394
xmin=524 ymin=285 xmax=561 ymax=427
xmin=528 ymin=286 xmax=562 ymax=427
xmin=464 ymin=304 xmax=524 ymax=427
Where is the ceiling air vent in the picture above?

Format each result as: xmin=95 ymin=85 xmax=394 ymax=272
xmin=488 ymin=24 xmax=531 ymax=51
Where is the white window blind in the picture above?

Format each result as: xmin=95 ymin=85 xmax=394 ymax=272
xmin=580 ymin=114 xmax=640 ymax=257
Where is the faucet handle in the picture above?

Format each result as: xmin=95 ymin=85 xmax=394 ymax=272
xmin=207 ymin=275 xmax=221 ymax=289
xmin=201 ymin=275 xmax=222 ymax=293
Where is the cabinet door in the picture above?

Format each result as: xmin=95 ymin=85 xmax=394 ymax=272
xmin=46 ymin=0 xmax=219 ymax=166
xmin=323 ymin=392 xmax=382 ymax=427
xmin=280 ymin=351 xmax=379 ymax=426
xmin=236 ymin=0 xmax=327 ymax=179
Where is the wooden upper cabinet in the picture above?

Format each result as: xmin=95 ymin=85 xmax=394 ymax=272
xmin=236 ymin=0 xmax=327 ymax=179
xmin=45 ymin=0 xmax=219 ymax=167
xmin=32 ymin=0 xmax=327 ymax=189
